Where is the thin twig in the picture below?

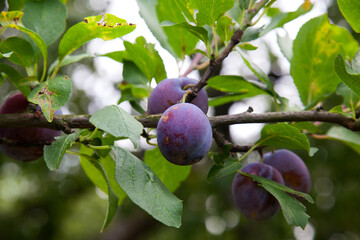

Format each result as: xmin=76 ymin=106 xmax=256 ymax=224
xmin=212 ymin=128 xmax=263 ymax=152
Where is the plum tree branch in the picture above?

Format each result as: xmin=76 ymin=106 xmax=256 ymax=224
xmin=0 ymin=111 xmax=359 ymax=131
xmin=184 ymin=0 xmax=270 ymax=103
xmin=212 ymin=128 xmax=263 ymax=152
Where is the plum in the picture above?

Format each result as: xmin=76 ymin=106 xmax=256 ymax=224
xmin=232 ymin=162 xmax=285 ymax=221
xmin=263 ymin=149 xmax=311 ymax=194
xmin=157 ymin=103 xmax=212 ymax=165
xmin=147 ymin=77 xmax=208 ymax=114
xmin=0 ymin=92 xmax=62 ymax=162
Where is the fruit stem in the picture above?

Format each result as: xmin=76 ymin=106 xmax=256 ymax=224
xmin=49 ymin=59 xmax=62 ymax=79
xmin=211 ymin=25 xmax=218 ymax=57
xmin=88 ymin=127 xmax=99 ymax=140
xmin=181 ymin=90 xmax=191 ymax=103
xmin=237 ymin=142 xmax=261 ymax=162
xmin=146 ymin=139 xmax=157 ymax=146
xmin=88 ymin=144 xmax=112 ymax=150
xmin=66 ymin=150 xmax=97 ymax=161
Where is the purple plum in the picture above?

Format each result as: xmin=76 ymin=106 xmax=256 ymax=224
xmin=263 ymin=149 xmax=311 ymax=194
xmin=232 ymin=162 xmax=285 ymax=221
xmin=157 ymin=103 xmax=212 ymax=165
xmin=0 ymin=92 xmax=62 ymax=162
xmin=147 ymin=77 xmax=208 ymax=114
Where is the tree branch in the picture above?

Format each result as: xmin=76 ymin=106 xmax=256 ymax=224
xmin=0 ymin=111 xmax=359 ymax=131
xmin=184 ymin=0 xmax=269 ymax=103
xmin=213 ymin=128 xmax=263 ymax=152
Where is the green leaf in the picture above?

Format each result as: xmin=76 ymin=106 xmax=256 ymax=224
xmin=242 ymin=172 xmax=314 ymax=229
xmin=209 ymin=93 xmax=260 ymax=106
xmin=207 ymin=75 xmax=268 ymax=93
xmin=0 ymin=10 xmax=48 ymax=81
xmin=208 ymin=158 xmax=242 ymax=181
xmin=144 ymin=147 xmax=191 ymax=192
xmin=336 ymin=83 xmax=359 ymax=111
xmin=112 ymin=146 xmax=183 ymax=228
xmin=58 ymin=13 xmax=136 ymax=61
xmin=239 ymin=0 xmax=250 ymax=11
xmin=290 ymin=14 xmax=359 ymax=108
xmin=0 ymin=10 xmax=23 ymax=25
xmin=277 ymin=32 xmax=293 ymax=61
xmin=137 ymin=0 xmax=198 ymax=59
xmin=27 ymin=76 xmax=72 ymax=122
xmin=327 ymin=126 xmax=360 ymax=155
xmin=117 ymin=83 xmax=147 ymax=114
xmin=337 ymin=0 xmax=360 ymax=33
xmin=258 ymin=123 xmax=310 ymax=153
xmin=334 ymin=54 xmax=360 ymax=97
xmin=7 ymin=0 xmax=29 ymax=11
xmin=228 ymin=0 xmax=244 ymax=23
xmin=189 ymin=0 xmax=234 ymax=26
xmin=156 ymin=0 xmax=199 ymax=58
xmin=123 ymin=61 xmax=148 ymax=86
xmin=80 ymin=153 xmax=119 ymax=232
xmin=118 ymin=83 xmax=149 ymax=102
xmin=137 ymin=0 xmax=176 ymax=57
xmin=207 ymin=75 xmax=268 ymax=106
xmin=261 ymin=3 xmax=312 ymax=36
xmin=22 ymin=0 xmax=67 ymax=46
xmin=329 ymin=105 xmax=353 ymax=118
xmin=49 ymin=53 xmax=94 ymax=74
xmin=352 ymin=50 xmax=360 ymax=73
xmin=89 ymin=105 xmax=143 ymax=149
xmin=207 ymin=145 xmax=242 ymax=181
xmin=0 ymin=74 xmax=4 ymax=88
xmin=241 ymin=27 xmax=263 ymax=43
xmin=161 ymin=21 xmax=209 ymax=45
xmin=98 ymin=163 xmax=118 ymax=232
xmin=0 ymin=62 xmax=33 ymax=96
xmin=215 ymin=16 xmax=235 ymax=44
xmin=238 ymin=43 xmax=258 ymax=51
xmin=104 ymin=37 xmax=167 ymax=83
xmin=173 ymin=0 xmax=195 ymax=22
xmin=0 ymin=37 xmax=34 ymax=67
xmin=123 ymin=37 xmax=167 ymax=83
xmin=238 ymin=52 xmax=275 ymax=93
xmin=194 ymin=48 xmax=209 ymax=58
xmin=44 ymin=131 xmax=83 ymax=171
xmin=291 ymin=122 xmax=320 ymax=134
xmin=79 ymin=145 xmax=127 ymax=205
xmin=102 ymin=50 xmax=126 ymax=63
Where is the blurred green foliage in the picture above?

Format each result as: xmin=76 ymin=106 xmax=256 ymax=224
xmin=1 ymin=0 xmax=360 ymax=239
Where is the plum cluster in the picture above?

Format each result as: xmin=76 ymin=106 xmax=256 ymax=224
xmin=232 ymin=149 xmax=311 ymax=221
xmin=0 ymin=92 xmax=62 ymax=162
xmin=148 ymin=77 xmax=212 ymax=165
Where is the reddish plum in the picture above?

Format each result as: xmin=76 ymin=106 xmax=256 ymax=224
xmin=0 ymin=92 xmax=62 ymax=162
xmin=147 ymin=77 xmax=208 ymax=114
xmin=232 ymin=162 xmax=284 ymax=221
xmin=263 ymin=149 xmax=311 ymax=194
xmin=157 ymin=103 xmax=212 ymax=165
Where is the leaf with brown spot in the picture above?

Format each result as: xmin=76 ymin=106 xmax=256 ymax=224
xmin=58 ymin=13 xmax=136 ymax=61
xmin=27 ymin=76 xmax=72 ymax=122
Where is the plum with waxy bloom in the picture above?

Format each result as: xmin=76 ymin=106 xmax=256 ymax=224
xmin=156 ymin=103 xmax=212 ymax=165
